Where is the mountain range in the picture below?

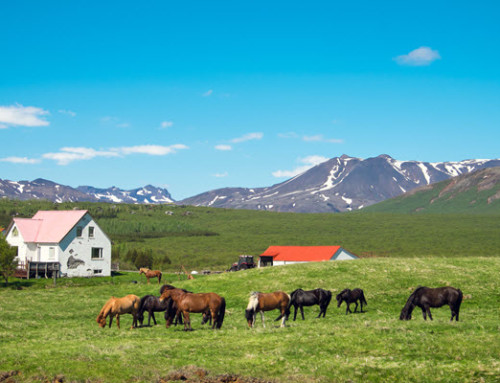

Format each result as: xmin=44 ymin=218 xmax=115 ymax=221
xmin=0 ymin=178 xmax=173 ymax=204
xmin=1 ymin=154 xmax=499 ymax=212
xmin=178 ymin=154 xmax=500 ymax=212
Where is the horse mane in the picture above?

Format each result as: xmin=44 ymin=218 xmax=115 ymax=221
xmin=338 ymin=289 xmax=350 ymax=296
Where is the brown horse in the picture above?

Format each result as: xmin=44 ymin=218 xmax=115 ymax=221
xmin=96 ymin=294 xmax=140 ymax=329
xmin=245 ymin=291 xmax=291 ymax=328
xmin=139 ymin=268 xmax=162 ymax=284
xmin=159 ymin=288 xmax=225 ymax=331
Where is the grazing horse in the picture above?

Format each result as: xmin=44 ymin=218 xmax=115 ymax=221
xmin=336 ymin=288 xmax=367 ymax=314
xmin=139 ymin=268 xmax=162 ymax=284
xmin=245 ymin=291 xmax=291 ymax=328
xmin=400 ymin=286 xmax=463 ymax=321
xmin=96 ymin=294 xmax=140 ymax=329
xmin=159 ymin=288 xmax=225 ymax=330
xmin=137 ymin=294 xmax=182 ymax=327
xmin=289 ymin=288 xmax=332 ymax=320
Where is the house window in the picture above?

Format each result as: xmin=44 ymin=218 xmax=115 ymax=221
xmin=48 ymin=247 xmax=55 ymax=260
xmin=89 ymin=226 xmax=95 ymax=238
xmin=91 ymin=247 xmax=103 ymax=260
xmin=93 ymin=269 xmax=102 ymax=275
xmin=12 ymin=227 xmax=19 ymax=237
xmin=76 ymin=226 xmax=83 ymax=237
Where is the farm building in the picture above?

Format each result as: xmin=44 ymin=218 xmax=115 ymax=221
xmin=5 ymin=210 xmax=111 ymax=277
xmin=259 ymin=246 xmax=358 ymax=267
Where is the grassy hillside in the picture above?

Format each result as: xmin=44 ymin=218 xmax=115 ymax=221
xmin=365 ymin=167 xmax=500 ymax=214
xmin=1 ymin=199 xmax=500 ymax=271
xmin=0 ymin=257 xmax=499 ymax=382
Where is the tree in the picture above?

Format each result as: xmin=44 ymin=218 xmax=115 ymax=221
xmin=0 ymin=236 xmax=17 ymax=286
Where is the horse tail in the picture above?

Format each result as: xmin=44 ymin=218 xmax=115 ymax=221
xmin=216 ymin=297 xmax=226 ymax=329
xmin=158 ymin=272 xmax=162 ymax=284
xmin=361 ymin=290 xmax=367 ymax=306
xmin=455 ymin=289 xmax=463 ymax=311
xmin=324 ymin=290 xmax=333 ymax=307
xmin=285 ymin=293 xmax=292 ymax=319
xmin=138 ymin=295 xmax=150 ymax=319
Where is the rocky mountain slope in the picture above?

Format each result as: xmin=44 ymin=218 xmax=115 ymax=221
xmin=179 ymin=154 xmax=500 ymax=212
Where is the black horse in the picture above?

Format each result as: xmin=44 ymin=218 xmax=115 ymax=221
xmin=400 ymin=286 xmax=463 ymax=321
xmin=138 ymin=295 xmax=180 ymax=327
xmin=336 ymin=288 xmax=367 ymax=314
xmin=289 ymin=288 xmax=332 ymax=320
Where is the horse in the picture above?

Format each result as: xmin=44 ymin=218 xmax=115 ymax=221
xmin=139 ymin=268 xmax=162 ymax=284
xmin=96 ymin=294 xmax=140 ymax=329
xmin=289 ymin=288 xmax=332 ymax=320
xmin=137 ymin=294 xmax=183 ymax=327
xmin=159 ymin=288 xmax=225 ymax=330
xmin=336 ymin=288 xmax=367 ymax=314
xmin=159 ymin=284 xmax=212 ymax=326
xmin=245 ymin=291 xmax=291 ymax=328
xmin=400 ymin=286 xmax=463 ymax=321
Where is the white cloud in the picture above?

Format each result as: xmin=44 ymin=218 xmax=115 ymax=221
xmin=215 ymin=144 xmax=232 ymax=151
xmin=214 ymin=172 xmax=228 ymax=178
xmin=118 ymin=144 xmax=188 ymax=156
xmin=0 ymin=156 xmax=41 ymax=164
xmin=161 ymin=121 xmax=174 ymax=129
xmin=272 ymin=155 xmax=329 ymax=178
xmin=231 ymin=132 xmax=263 ymax=143
xmin=394 ymin=46 xmax=441 ymax=66
xmin=58 ymin=109 xmax=76 ymax=117
xmin=303 ymin=134 xmax=344 ymax=144
xmin=202 ymin=89 xmax=213 ymax=97
xmin=43 ymin=144 xmax=189 ymax=165
xmin=0 ymin=124 xmax=7 ymax=129
xmin=278 ymin=132 xmax=299 ymax=139
xmin=0 ymin=105 xmax=49 ymax=127
xmin=43 ymin=147 xmax=119 ymax=165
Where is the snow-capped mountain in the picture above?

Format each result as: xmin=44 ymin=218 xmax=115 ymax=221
xmin=179 ymin=154 xmax=500 ymax=212
xmin=0 ymin=178 xmax=173 ymax=204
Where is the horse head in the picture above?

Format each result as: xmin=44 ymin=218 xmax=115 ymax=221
xmin=96 ymin=313 xmax=107 ymax=328
xmin=336 ymin=289 xmax=349 ymax=307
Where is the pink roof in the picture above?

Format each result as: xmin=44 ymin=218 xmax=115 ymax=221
xmin=260 ymin=246 xmax=343 ymax=262
xmin=14 ymin=210 xmax=88 ymax=243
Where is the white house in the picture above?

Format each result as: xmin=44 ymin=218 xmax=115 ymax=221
xmin=259 ymin=246 xmax=358 ymax=267
xmin=5 ymin=210 xmax=111 ymax=277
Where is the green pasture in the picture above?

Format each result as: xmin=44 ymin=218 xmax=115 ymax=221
xmin=0 ymin=257 xmax=499 ymax=382
xmin=1 ymin=200 xmax=500 ymax=271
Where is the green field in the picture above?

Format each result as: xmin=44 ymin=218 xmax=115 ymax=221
xmin=1 ymin=257 xmax=499 ymax=382
xmin=1 ymin=200 xmax=500 ymax=271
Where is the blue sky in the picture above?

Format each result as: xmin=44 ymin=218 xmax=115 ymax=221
xmin=1 ymin=1 xmax=499 ymax=199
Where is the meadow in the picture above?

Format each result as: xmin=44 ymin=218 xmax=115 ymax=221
xmin=1 ymin=200 xmax=500 ymax=271
xmin=1 ymin=257 xmax=499 ymax=382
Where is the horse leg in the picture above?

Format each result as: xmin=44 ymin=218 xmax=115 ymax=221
xmin=345 ymin=303 xmax=350 ymax=315
xmin=281 ymin=309 xmax=287 ymax=328
xmin=210 ymin=309 xmax=217 ymax=329
xmin=427 ymin=307 xmax=433 ymax=321
xmin=116 ymin=315 xmax=120 ymax=329
xmin=151 ymin=311 xmax=157 ymax=326
xmin=108 ymin=315 xmax=113 ymax=328
xmin=354 ymin=301 xmax=359 ymax=313
xmin=300 ymin=306 xmax=305 ymax=320
xmin=421 ymin=307 xmax=427 ymax=320
xmin=183 ymin=312 xmax=192 ymax=331
xmin=360 ymin=300 xmax=364 ymax=313
xmin=293 ymin=305 xmax=298 ymax=321
xmin=260 ymin=311 xmax=265 ymax=328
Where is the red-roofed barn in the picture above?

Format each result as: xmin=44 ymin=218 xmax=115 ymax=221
xmin=5 ymin=210 xmax=111 ymax=277
xmin=259 ymin=246 xmax=358 ymax=267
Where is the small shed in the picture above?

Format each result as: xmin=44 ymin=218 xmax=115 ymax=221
xmin=259 ymin=246 xmax=358 ymax=267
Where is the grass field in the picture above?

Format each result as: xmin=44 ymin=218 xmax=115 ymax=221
xmin=1 ymin=257 xmax=499 ymax=382
xmin=1 ymin=200 xmax=500 ymax=271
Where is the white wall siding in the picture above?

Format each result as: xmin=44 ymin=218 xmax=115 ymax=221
xmin=58 ymin=214 xmax=111 ymax=277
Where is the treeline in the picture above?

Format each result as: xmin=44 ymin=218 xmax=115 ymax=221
xmin=112 ymin=246 xmax=172 ymax=270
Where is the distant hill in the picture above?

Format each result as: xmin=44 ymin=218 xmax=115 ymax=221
xmin=179 ymin=154 xmax=500 ymax=212
xmin=0 ymin=178 xmax=173 ymax=204
xmin=363 ymin=167 xmax=500 ymax=214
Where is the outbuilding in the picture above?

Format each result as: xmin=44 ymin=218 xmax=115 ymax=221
xmin=5 ymin=210 xmax=111 ymax=277
xmin=259 ymin=245 xmax=358 ymax=267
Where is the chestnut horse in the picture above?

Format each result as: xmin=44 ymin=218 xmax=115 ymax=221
xmin=96 ymin=294 xmax=140 ymax=329
xmin=139 ymin=268 xmax=162 ymax=284
xmin=400 ymin=286 xmax=463 ymax=321
xmin=245 ymin=291 xmax=291 ymax=328
xmin=159 ymin=288 xmax=225 ymax=330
